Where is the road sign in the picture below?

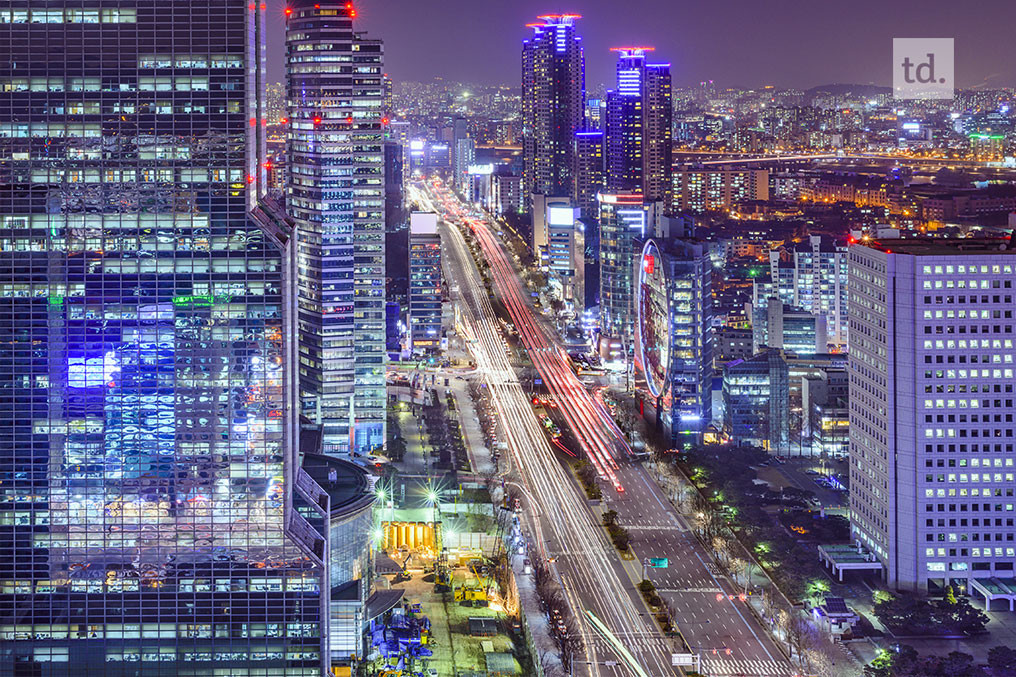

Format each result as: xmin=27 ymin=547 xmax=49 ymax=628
xmin=646 ymin=557 xmax=669 ymax=568
xmin=672 ymin=654 xmax=697 ymax=667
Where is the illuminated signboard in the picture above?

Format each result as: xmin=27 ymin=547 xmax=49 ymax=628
xmin=547 ymin=204 xmax=575 ymax=227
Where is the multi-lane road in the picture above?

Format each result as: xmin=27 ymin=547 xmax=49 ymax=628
xmin=415 ymin=179 xmax=796 ymax=677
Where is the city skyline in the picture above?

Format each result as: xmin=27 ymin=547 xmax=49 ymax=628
xmin=266 ymin=0 xmax=1016 ymax=89
xmin=6 ymin=1 xmax=1016 ymax=676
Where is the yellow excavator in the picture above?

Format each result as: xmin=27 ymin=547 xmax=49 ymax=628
xmin=453 ymin=558 xmax=490 ymax=605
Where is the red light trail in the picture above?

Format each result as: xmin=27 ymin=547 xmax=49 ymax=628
xmin=433 ymin=184 xmax=634 ymax=492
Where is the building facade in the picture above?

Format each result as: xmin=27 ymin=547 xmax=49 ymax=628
xmin=522 ymin=14 xmax=585 ymax=212
xmin=0 ymin=2 xmax=329 ymax=673
xmin=573 ymin=130 xmax=605 ymax=219
xmin=598 ymin=193 xmax=657 ymax=351
xmin=408 ymin=213 xmax=442 ymax=355
xmin=636 ymin=238 xmax=713 ymax=446
xmin=605 ymin=49 xmax=672 ymax=205
xmin=287 ymin=1 xmax=387 ymax=456
xmin=767 ymin=235 xmax=849 ymax=351
xmin=723 ymin=350 xmax=791 ymax=452
xmin=849 ymin=239 xmax=1016 ymax=592
xmin=671 ymin=166 xmax=769 ymax=213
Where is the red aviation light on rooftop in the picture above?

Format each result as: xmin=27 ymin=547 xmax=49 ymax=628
xmin=611 ymin=46 xmax=655 ymax=53
xmin=284 ymin=7 xmax=292 ymax=16
xmin=536 ymin=13 xmax=582 ymax=20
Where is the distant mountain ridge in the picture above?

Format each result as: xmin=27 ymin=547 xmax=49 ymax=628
xmin=805 ymin=84 xmax=892 ymax=98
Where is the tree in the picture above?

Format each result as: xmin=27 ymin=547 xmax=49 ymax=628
xmin=873 ymin=594 xmax=937 ymax=635
xmin=935 ymin=589 xmax=988 ymax=636
xmin=988 ymin=645 xmax=1016 ymax=676
xmin=865 ymin=646 xmax=981 ymax=677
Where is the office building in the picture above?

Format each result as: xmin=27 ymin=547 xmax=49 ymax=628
xmin=573 ymin=130 xmax=605 ymax=219
xmin=970 ymin=133 xmax=1005 ymax=162
xmin=714 ymin=327 xmax=755 ymax=368
xmin=751 ymin=298 xmax=828 ymax=355
xmin=522 ymin=14 xmax=585 ymax=212
xmin=636 ymin=237 xmax=713 ymax=446
xmin=532 ymin=197 xmax=583 ymax=307
xmin=605 ymin=49 xmax=672 ymax=205
xmin=804 ymin=371 xmax=850 ymax=458
xmin=493 ymin=173 xmax=524 ymax=215
xmin=723 ymin=350 xmax=791 ymax=452
xmin=671 ymin=166 xmax=769 ymax=213
xmin=586 ymin=97 xmax=606 ymax=130
xmin=849 ymin=238 xmax=1016 ymax=592
xmin=287 ymin=1 xmax=387 ymax=456
xmin=598 ymin=194 xmax=661 ymax=354
xmin=408 ymin=213 xmax=443 ymax=354
xmin=454 ymin=137 xmax=475 ymax=193
xmin=0 ymin=2 xmax=329 ymax=673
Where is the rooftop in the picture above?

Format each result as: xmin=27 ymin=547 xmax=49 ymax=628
xmin=861 ymin=236 xmax=1016 ymax=256
xmin=301 ymin=452 xmax=376 ymax=518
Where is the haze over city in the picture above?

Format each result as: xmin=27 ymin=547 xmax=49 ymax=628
xmin=5 ymin=2 xmax=1016 ymax=677
xmin=267 ymin=0 xmax=1016 ymax=88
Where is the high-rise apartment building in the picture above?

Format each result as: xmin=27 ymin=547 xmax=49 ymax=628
xmin=287 ymin=1 xmax=387 ymax=456
xmin=671 ymin=166 xmax=769 ymax=213
xmin=0 ymin=2 xmax=329 ymax=673
xmin=522 ymin=15 xmax=585 ymax=212
xmin=766 ymin=235 xmax=848 ymax=351
xmin=408 ymin=213 xmax=443 ymax=354
xmin=573 ymin=130 xmax=605 ymax=219
xmin=849 ymin=239 xmax=1016 ymax=592
xmin=605 ymin=49 xmax=672 ymax=205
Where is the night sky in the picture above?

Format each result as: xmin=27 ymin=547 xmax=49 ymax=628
xmin=266 ymin=0 xmax=1016 ymax=90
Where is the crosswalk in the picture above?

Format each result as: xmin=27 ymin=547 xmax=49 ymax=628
xmin=700 ymin=657 xmax=798 ymax=676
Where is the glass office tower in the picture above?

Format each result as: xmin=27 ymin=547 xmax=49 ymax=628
xmin=286 ymin=0 xmax=387 ymax=457
xmin=0 ymin=3 xmax=327 ymax=674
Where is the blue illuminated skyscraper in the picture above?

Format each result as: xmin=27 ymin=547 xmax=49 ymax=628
xmin=606 ymin=48 xmax=672 ymax=205
xmin=522 ymin=14 xmax=586 ymax=213
xmin=286 ymin=1 xmax=387 ymax=457
xmin=0 ymin=2 xmax=328 ymax=673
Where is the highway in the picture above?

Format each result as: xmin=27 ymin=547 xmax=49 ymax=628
xmin=416 ymin=178 xmax=797 ymax=677
xmin=415 ymin=182 xmax=676 ymax=677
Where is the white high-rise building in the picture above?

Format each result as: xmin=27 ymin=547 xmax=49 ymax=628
xmin=287 ymin=2 xmax=386 ymax=456
xmin=765 ymin=234 xmax=848 ymax=351
xmin=849 ymin=238 xmax=1016 ymax=593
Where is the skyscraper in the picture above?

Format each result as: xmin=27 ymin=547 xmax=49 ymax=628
xmin=0 ymin=2 xmax=327 ymax=673
xmin=408 ymin=213 xmax=443 ymax=354
xmin=573 ymin=130 xmax=605 ymax=219
xmin=849 ymin=238 xmax=1016 ymax=591
xmin=605 ymin=48 xmax=672 ymax=205
xmin=597 ymin=194 xmax=663 ymax=355
xmin=287 ymin=1 xmax=387 ymax=457
xmin=522 ymin=14 xmax=585 ymax=212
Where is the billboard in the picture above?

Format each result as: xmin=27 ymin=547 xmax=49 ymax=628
xmin=547 ymin=204 xmax=575 ymax=227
